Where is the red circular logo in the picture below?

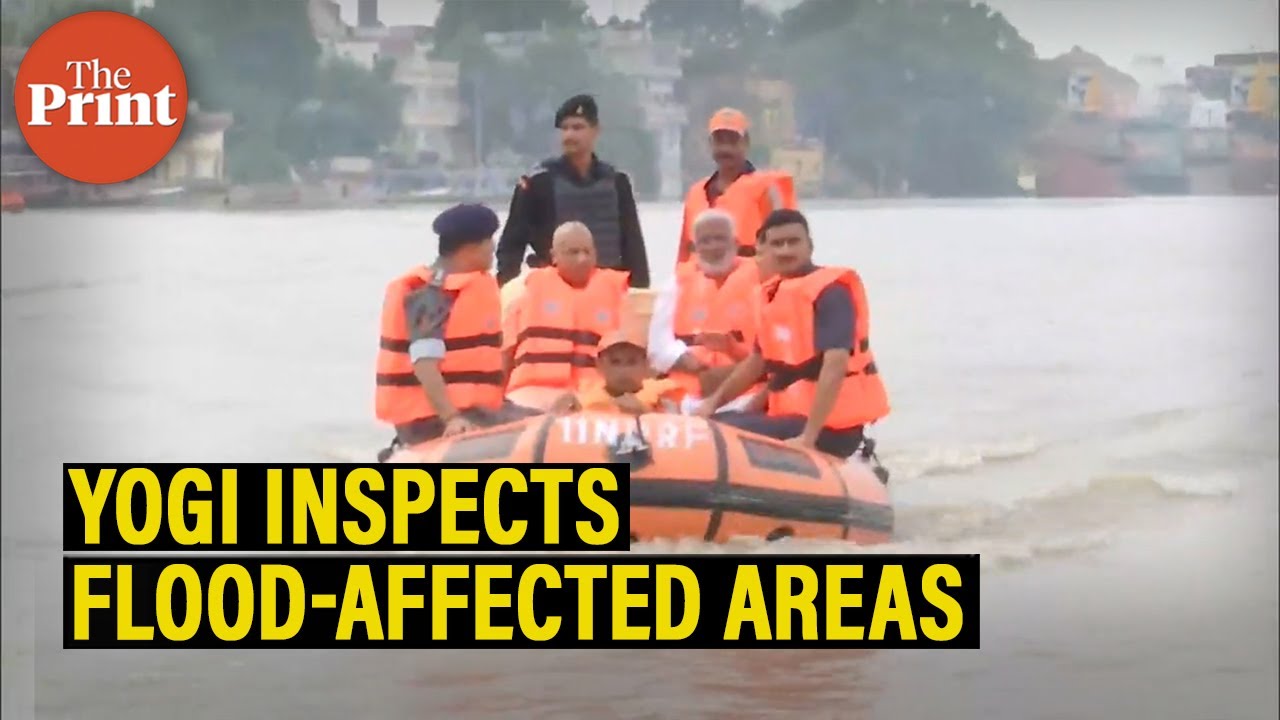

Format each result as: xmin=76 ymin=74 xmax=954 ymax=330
xmin=13 ymin=11 xmax=188 ymax=185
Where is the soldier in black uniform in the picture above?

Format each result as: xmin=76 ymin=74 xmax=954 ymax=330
xmin=495 ymin=94 xmax=651 ymax=289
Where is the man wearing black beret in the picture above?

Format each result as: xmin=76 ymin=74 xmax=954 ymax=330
xmin=495 ymin=93 xmax=651 ymax=289
xmin=374 ymin=203 xmax=540 ymax=461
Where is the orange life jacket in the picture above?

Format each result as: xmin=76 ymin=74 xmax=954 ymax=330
xmin=666 ymin=258 xmax=766 ymax=399
xmin=756 ymin=266 xmax=889 ymax=430
xmin=375 ymin=265 xmax=505 ymax=427
xmin=677 ymin=169 xmax=797 ymax=268
xmin=577 ymin=377 xmax=687 ymax=413
xmin=507 ymin=267 xmax=630 ymax=392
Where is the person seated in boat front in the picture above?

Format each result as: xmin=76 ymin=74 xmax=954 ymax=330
xmin=551 ymin=331 xmax=685 ymax=415
xmin=374 ymin=203 xmax=541 ymax=459
xmin=695 ymin=208 xmax=890 ymax=459
xmin=503 ymin=221 xmax=631 ymax=411
xmin=649 ymin=208 xmax=768 ymax=415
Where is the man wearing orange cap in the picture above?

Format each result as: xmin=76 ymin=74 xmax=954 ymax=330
xmin=675 ymin=107 xmax=798 ymax=269
xmin=551 ymin=330 xmax=686 ymax=415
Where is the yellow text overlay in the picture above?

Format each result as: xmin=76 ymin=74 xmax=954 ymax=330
xmin=64 ymin=554 xmax=979 ymax=649
xmin=63 ymin=463 xmax=628 ymax=551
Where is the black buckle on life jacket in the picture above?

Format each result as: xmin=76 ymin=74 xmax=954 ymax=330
xmin=859 ymin=436 xmax=890 ymax=485
xmin=607 ymin=417 xmax=653 ymax=471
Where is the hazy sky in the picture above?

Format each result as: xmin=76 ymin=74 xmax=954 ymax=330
xmin=338 ymin=0 xmax=1278 ymax=71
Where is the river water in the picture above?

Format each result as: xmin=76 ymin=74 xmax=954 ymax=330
xmin=2 ymin=198 xmax=1277 ymax=719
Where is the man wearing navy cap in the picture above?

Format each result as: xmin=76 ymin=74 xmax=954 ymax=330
xmin=374 ymin=203 xmax=541 ymax=460
xmin=496 ymin=93 xmax=651 ymax=289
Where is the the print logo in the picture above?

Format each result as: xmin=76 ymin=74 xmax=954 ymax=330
xmin=14 ymin=11 xmax=188 ymax=184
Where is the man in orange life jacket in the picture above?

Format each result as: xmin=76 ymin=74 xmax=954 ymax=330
xmin=374 ymin=204 xmax=541 ymax=460
xmin=649 ymin=207 xmax=768 ymax=415
xmin=675 ymin=107 xmax=798 ymax=270
xmin=496 ymin=94 xmax=651 ymax=289
xmin=695 ymin=208 xmax=890 ymax=459
xmin=551 ymin=330 xmax=686 ymax=415
xmin=502 ymin=220 xmax=631 ymax=411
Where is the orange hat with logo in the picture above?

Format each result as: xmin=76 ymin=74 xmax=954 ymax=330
xmin=597 ymin=329 xmax=647 ymax=354
xmin=707 ymin=107 xmax=749 ymax=135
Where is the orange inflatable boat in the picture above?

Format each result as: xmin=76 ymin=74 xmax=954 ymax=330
xmin=386 ymin=410 xmax=894 ymax=545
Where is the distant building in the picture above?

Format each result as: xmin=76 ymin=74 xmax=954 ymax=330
xmin=307 ymin=0 xmax=462 ymax=167
xmin=482 ymin=30 xmax=548 ymax=62
xmin=1042 ymin=47 xmax=1140 ymax=117
xmin=771 ymin=143 xmax=824 ymax=196
xmin=357 ymin=0 xmax=381 ymax=28
xmin=308 ymin=0 xmax=348 ymax=44
xmin=1214 ymin=52 xmax=1279 ymax=194
xmin=744 ymin=79 xmax=797 ymax=148
xmin=149 ymin=102 xmax=234 ymax=186
xmin=1186 ymin=65 xmax=1234 ymax=101
xmin=309 ymin=0 xmax=396 ymax=69
xmin=389 ymin=52 xmax=463 ymax=165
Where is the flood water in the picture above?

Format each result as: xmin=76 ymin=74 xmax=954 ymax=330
xmin=3 ymin=197 xmax=1277 ymax=719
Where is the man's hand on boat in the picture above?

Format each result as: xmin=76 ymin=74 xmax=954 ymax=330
xmin=550 ymin=392 xmax=582 ymax=415
xmin=785 ymin=431 xmax=819 ymax=450
xmin=442 ymin=414 xmax=477 ymax=437
xmin=692 ymin=399 xmax=718 ymax=419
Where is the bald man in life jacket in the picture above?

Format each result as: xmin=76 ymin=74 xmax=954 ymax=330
xmin=649 ymin=207 xmax=771 ymax=415
xmin=503 ymin=221 xmax=631 ymax=411
xmin=675 ymin=107 xmax=798 ymax=270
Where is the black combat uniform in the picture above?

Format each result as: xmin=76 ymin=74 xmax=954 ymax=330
xmin=495 ymin=95 xmax=651 ymax=288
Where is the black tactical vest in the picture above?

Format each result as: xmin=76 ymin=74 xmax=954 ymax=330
xmin=552 ymin=168 xmax=623 ymax=268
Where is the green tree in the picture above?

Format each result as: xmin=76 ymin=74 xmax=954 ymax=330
xmin=5 ymin=0 xmax=135 ymax=46
xmin=505 ymin=30 xmax=658 ymax=195
xmin=436 ymin=20 xmax=658 ymax=195
xmin=431 ymin=24 xmax=522 ymax=164
xmin=776 ymin=0 xmax=1048 ymax=196
xmin=139 ymin=0 xmax=402 ymax=182
xmin=643 ymin=0 xmax=778 ymax=75
xmin=642 ymin=0 xmax=744 ymax=43
xmin=641 ymin=0 xmax=780 ymax=181
xmin=432 ymin=0 xmax=597 ymax=167
xmin=280 ymin=58 xmax=406 ymax=162
xmin=645 ymin=0 xmax=1053 ymax=196
xmin=434 ymin=0 xmax=590 ymax=38
xmin=139 ymin=0 xmax=319 ymax=181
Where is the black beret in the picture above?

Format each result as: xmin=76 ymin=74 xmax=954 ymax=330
xmin=555 ymin=94 xmax=598 ymax=128
xmin=433 ymin=203 xmax=499 ymax=254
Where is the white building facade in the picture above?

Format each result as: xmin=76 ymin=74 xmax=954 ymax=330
xmin=308 ymin=0 xmax=462 ymax=165
xmin=393 ymin=54 xmax=463 ymax=164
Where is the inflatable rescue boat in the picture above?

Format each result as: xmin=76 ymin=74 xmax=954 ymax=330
xmin=386 ymin=277 xmax=892 ymax=544
xmin=386 ymin=410 xmax=893 ymax=545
